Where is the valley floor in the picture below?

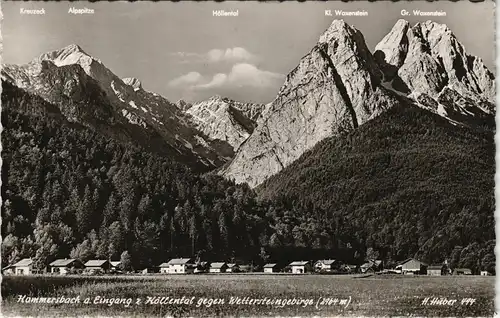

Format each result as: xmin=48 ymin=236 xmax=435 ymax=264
xmin=1 ymin=274 xmax=494 ymax=317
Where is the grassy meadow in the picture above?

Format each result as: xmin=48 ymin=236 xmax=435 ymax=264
xmin=1 ymin=274 xmax=494 ymax=317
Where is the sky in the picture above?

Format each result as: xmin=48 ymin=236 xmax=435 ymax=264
xmin=2 ymin=1 xmax=495 ymax=104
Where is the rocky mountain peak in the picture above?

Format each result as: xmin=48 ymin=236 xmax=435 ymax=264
xmin=175 ymin=99 xmax=193 ymax=111
xmin=37 ymin=44 xmax=94 ymax=68
xmin=208 ymin=95 xmax=229 ymax=103
xmin=374 ymin=19 xmax=410 ymax=79
xmin=374 ymin=20 xmax=495 ymax=118
xmin=221 ymin=19 xmax=398 ymax=188
xmin=318 ymin=19 xmax=355 ymax=44
xmin=122 ymin=77 xmax=142 ymax=91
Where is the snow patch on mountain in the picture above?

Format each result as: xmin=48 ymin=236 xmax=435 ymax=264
xmin=129 ymin=101 xmax=138 ymax=109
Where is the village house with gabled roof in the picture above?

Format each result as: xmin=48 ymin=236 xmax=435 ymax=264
xmin=3 ymin=258 xmax=42 ymax=275
xmin=209 ymin=262 xmax=228 ymax=273
xmin=289 ymin=261 xmax=312 ymax=274
xmin=263 ymin=263 xmax=279 ymax=273
xmin=314 ymin=259 xmax=341 ymax=272
xmin=427 ymin=265 xmax=444 ymax=276
xmin=162 ymin=258 xmax=195 ymax=274
xmin=49 ymin=259 xmax=84 ymax=275
xmin=84 ymin=260 xmax=111 ymax=274
xmin=453 ymin=268 xmax=472 ymax=275
xmin=395 ymin=258 xmax=427 ymax=275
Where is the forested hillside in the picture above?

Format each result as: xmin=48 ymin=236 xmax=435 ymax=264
xmin=1 ymin=82 xmax=364 ymax=269
xmin=258 ymin=104 xmax=495 ymax=273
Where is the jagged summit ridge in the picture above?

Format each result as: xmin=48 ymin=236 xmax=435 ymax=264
xmin=374 ymin=19 xmax=495 ymax=117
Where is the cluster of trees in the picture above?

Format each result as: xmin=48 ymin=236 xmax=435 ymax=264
xmin=259 ymin=104 xmax=496 ymax=273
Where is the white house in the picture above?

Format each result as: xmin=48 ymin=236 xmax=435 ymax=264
xmin=314 ymin=260 xmax=339 ymax=272
xmin=9 ymin=258 xmax=36 ymax=275
xmin=209 ymin=262 xmax=228 ymax=273
xmin=160 ymin=258 xmax=195 ymax=274
xmin=263 ymin=263 xmax=279 ymax=273
xmin=289 ymin=261 xmax=312 ymax=274
xmin=49 ymin=259 xmax=83 ymax=275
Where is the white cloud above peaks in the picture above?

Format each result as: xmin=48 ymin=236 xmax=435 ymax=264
xmin=169 ymin=63 xmax=284 ymax=92
xmin=194 ymin=63 xmax=283 ymax=89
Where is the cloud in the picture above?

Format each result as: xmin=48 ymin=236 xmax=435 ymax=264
xmin=170 ymin=47 xmax=256 ymax=64
xmin=169 ymin=64 xmax=284 ymax=92
xmin=195 ymin=73 xmax=228 ymax=89
xmin=194 ymin=63 xmax=284 ymax=89
xmin=168 ymin=71 xmax=203 ymax=87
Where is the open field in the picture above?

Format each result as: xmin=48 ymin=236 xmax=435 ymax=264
xmin=1 ymin=274 xmax=494 ymax=317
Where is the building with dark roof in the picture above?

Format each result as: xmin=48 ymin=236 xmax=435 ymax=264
xmin=49 ymin=259 xmax=83 ymax=275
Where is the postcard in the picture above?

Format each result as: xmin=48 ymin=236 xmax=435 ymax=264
xmin=0 ymin=1 xmax=495 ymax=317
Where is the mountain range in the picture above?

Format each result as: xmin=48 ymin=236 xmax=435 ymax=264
xmin=1 ymin=19 xmax=495 ymax=269
xmin=221 ymin=19 xmax=495 ymax=187
xmin=2 ymin=19 xmax=494 ymax=184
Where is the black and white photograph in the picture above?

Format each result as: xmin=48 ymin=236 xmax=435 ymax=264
xmin=0 ymin=1 xmax=496 ymax=316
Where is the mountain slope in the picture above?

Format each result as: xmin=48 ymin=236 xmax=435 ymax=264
xmin=185 ymin=96 xmax=265 ymax=150
xmin=257 ymin=103 xmax=495 ymax=264
xmin=2 ymin=44 xmax=234 ymax=170
xmin=221 ymin=20 xmax=400 ymax=187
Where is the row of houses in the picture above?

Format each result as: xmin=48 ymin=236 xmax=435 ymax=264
xmin=394 ymin=258 xmax=492 ymax=276
xmin=3 ymin=257 xmax=492 ymax=276
xmin=2 ymin=258 xmax=120 ymax=276
xmin=2 ymin=258 xmax=365 ymax=275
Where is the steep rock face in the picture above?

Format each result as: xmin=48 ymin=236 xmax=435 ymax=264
xmin=122 ymin=77 xmax=142 ymax=91
xmin=2 ymin=44 xmax=234 ymax=170
xmin=186 ymin=96 xmax=265 ymax=150
xmin=221 ymin=20 xmax=399 ymax=187
xmin=374 ymin=20 xmax=495 ymax=120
